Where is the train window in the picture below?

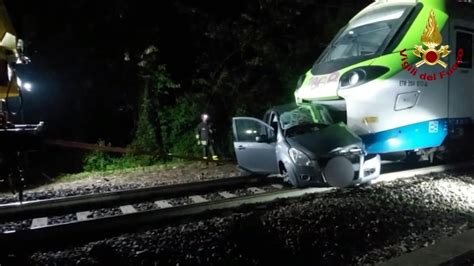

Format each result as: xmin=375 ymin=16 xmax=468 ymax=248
xmin=317 ymin=5 xmax=414 ymax=63
xmin=457 ymin=31 xmax=473 ymax=69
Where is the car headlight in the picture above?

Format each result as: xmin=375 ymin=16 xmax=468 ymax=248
xmin=289 ymin=148 xmax=312 ymax=166
xmin=339 ymin=66 xmax=389 ymax=89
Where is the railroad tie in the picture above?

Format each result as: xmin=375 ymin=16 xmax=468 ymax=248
xmin=154 ymin=200 xmax=173 ymax=209
xmin=120 ymin=205 xmax=137 ymax=214
xmin=76 ymin=211 xmax=92 ymax=221
xmin=218 ymin=191 xmax=237 ymax=199
xmin=189 ymin=195 xmax=208 ymax=204
xmin=31 ymin=217 xmax=48 ymax=229
xmin=247 ymin=187 xmax=266 ymax=194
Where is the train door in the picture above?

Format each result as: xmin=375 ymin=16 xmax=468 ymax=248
xmin=448 ymin=26 xmax=474 ymax=121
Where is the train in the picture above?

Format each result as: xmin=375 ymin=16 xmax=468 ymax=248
xmin=293 ymin=0 xmax=474 ymax=175
xmin=0 ymin=0 xmax=43 ymax=198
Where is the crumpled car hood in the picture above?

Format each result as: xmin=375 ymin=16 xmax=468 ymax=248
xmin=286 ymin=123 xmax=363 ymax=159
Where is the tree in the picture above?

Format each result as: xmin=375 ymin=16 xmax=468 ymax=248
xmin=131 ymin=46 xmax=179 ymax=154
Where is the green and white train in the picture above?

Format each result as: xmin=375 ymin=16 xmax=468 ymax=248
xmin=295 ymin=0 xmax=474 ymax=161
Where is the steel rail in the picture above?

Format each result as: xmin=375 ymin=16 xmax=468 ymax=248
xmin=0 ymin=175 xmax=282 ymax=221
xmin=0 ymin=187 xmax=331 ymax=253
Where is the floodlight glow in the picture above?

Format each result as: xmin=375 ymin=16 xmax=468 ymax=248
xmin=23 ymin=82 xmax=32 ymax=92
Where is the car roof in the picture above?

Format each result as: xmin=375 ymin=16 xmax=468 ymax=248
xmin=268 ymin=103 xmax=299 ymax=115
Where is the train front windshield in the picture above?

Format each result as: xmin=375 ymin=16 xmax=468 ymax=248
xmin=317 ymin=4 xmax=415 ymax=64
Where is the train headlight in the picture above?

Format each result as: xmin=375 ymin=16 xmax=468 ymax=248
xmin=349 ymin=72 xmax=360 ymax=86
xmin=339 ymin=66 xmax=389 ymax=89
xmin=289 ymin=148 xmax=312 ymax=166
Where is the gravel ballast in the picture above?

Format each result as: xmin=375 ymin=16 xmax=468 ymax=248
xmin=24 ymin=170 xmax=474 ymax=265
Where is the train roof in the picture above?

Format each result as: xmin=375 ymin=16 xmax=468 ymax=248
xmin=372 ymin=0 xmax=473 ymax=7
xmin=352 ymin=0 xmax=474 ymax=24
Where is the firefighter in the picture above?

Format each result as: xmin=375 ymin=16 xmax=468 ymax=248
xmin=196 ymin=113 xmax=218 ymax=160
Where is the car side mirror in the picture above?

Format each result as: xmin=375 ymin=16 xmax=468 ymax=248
xmin=255 ymin=135 xmax=269 ymax=143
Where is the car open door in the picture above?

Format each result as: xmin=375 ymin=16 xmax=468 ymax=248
xmin=232 ymin=117 xmax=279 ymax=175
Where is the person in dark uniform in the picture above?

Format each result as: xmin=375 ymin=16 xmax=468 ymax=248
xmin=196 ymin=113 xmax=218 ymax=160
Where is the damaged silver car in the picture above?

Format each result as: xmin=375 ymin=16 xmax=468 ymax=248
xmin=232 ymin=103 xmax=380 ymax=188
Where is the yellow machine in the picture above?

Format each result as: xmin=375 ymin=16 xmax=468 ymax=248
xmin=0 ymin=0 xmax=43 ymax=201
xmin=0 ymin=0 xmax=24 ymax=100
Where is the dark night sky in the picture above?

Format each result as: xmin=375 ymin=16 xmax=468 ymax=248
xmin=4 ymin=1 xmax=197 ymax=144
xmin=3 ymin=0 xmax=369 ymax=146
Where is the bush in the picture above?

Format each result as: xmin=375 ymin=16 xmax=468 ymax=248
xmin=83 ymin=151 xmax=113 ymax=172
xmin=83 ymin=151 xmax=157 ymax=172
xmin=160 ymin=93 xmax=206 ymax=156
xmin=130 ymin=87 xmax=160 ymax=154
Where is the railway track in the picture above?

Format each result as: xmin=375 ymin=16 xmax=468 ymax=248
xmin=0 ymin=175 xmax=296 ymax=253
xmin=0 ymin=161 xmax=473 ymax=254
xmin=0 ymin=175 xmax=282 ymax=221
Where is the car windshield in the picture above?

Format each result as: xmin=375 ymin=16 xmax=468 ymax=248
xmin=317 ymin=5 xmax=413 ymax=63
xmin=279 ymin=105 xmax=332 ymax=136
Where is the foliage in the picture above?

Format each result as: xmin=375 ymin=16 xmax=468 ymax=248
xmin=82 ymin=151 xmax=111 ymax=172
xmin=131 ymin=47 xmax=180 ymax=154
xmin=63 ymin=159 xmax=188 ymax=182
xmin=160 ymin=94 xmax=206 ymax=155
xmin=83 ymin=140 xmax=156 ymax=172
xmin=130 ymin=87 xmax=160 ymax=153
xmin=83 ymin=151 xmax=156 ymax=172
xmin=150 ymin=65 xmax=180 ymax=94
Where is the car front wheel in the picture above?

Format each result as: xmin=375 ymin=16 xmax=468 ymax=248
xmin=280 ymin=163 xmax=301 ymax=187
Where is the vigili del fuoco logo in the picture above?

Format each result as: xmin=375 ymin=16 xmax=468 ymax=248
xmin=400 ymin=10 xmax=464 ymax=81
